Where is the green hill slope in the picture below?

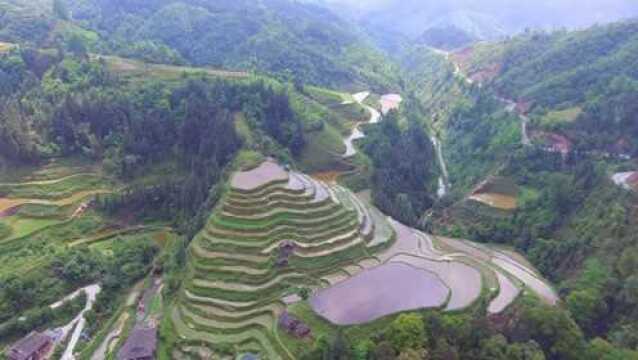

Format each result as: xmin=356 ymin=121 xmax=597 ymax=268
xmin=60 ymin=0 xmax=400 ymax=89
xmin=402 ymin=20 xmax=638 ymax=356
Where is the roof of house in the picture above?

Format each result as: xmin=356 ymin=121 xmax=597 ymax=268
xmin=278 ymin=311 xmax=311 ymax=338
xmin=293 ymin=324 xmax=311 ymax=337
xmin=8 ymin=332 xmax=51 ymax=360
xmin=278 ymin=311 xmax=299 ymax=329
xmin=117 ymin=327 xmax=157 ymax=360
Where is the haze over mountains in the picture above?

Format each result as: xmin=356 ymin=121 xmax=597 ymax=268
xmin=322 ymin=0 xmax=638 ymax=47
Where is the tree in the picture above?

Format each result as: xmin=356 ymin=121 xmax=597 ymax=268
xmin=513 ymin=299 xmax=586 ymax=360
xmin=373 ymin=341 xmax=397 ymax=360
xmin=480 ymin=336 xmax=545 ymax=360
xmin=617 ymin=247 xmax=638 ymax=278
xmin=67 ymin=34 xmax=87 ymax=58
xmin=566 ymin=259 xmax=611 ymax=335
xmin=53 ymin=0 xmax=69 ymax=20
xmin=397 ymin=349 xmax=428 ymax=360
xmin=587 ymin=338 xmax=638 ymax=360
xmin=353 ymin=339 xmax=374 ymax=360
xmin=387 ymin=313 xmax=426 ymax=353
xmin=431 ymin=338 xmax=458 ymax=360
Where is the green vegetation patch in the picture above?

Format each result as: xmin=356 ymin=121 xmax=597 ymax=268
xmin=0 ymin=222 xmax=12 ymax=240
xmin=0 ymin=216 xmax=64 ymax=242
xmin=537 ymin=107 xmax=582 ymax=129
xmin=14 ymin=203 xmax=70 ymax=219
xmin=0 ymin=173 xmax=111 ymax=200
xmin=298 ymin=123 xmax=348 ymax=173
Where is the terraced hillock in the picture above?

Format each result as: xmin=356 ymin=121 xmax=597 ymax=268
xmin=172 ymin=159 xmax=558 ymax=359
xmin=172 ymin=160 xmax=394 ymax=359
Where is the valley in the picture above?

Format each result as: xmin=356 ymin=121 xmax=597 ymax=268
xmin=1 ymin=0 xmax=638 ymax=359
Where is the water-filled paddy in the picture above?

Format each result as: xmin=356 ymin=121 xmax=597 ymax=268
xmin=310 ymin=262 xmax=449 ymax=325
xmin=231 ymin=161 xmax=288 ymax=191
xmin=488 ymin=272 xmax=521 ymax=314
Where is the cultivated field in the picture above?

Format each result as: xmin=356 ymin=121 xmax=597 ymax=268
xmin=171 ymin=160 xmax=555 ymax=358
xmin=468 ymin=176 xmax=519 ymax=210
xmin=0 ymin=160 xmax=166 ymax=278
xmin=95 ymin=55 xmax=249 ymax=82
xmin=0 ymin=41 xmax=15 ymax=53
xmin=171 ymin=160 xmax=394 ymax=359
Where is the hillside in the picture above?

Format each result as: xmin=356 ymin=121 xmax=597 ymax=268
xmin=453 ymin=20 xmax=638 ymax=155
xmin=61 ymin=0 xmax=400 ymax=89
xmin=0 ymin=0 xmax=401 ymax=89
xmin=400 ymin=19 xmax=638 ymax=356
xmin=0 ymin=38 xmax=380 ymax=355
xmin=168 ymin=159 xmax=557 ymax=359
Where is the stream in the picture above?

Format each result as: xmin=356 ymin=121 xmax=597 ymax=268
xmin=430 ymin=135 xmax=450 ymax=198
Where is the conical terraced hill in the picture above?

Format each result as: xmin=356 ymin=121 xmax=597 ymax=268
xmin=172 ymin=160 xmax=394 ymax=359
xmin=171 ymin=160 xmax=557 ymax=359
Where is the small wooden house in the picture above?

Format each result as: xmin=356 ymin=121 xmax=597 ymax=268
xmin=278 ymin=311 xmax=311 ymax=339
xmin=7 ymin=332 xmax=53 ymax=360
xmin=117 ymin=327 xmax=157 ymax=360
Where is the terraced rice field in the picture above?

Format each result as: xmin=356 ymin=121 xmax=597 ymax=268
xmin=98 ymin=55 xmax=249 ymax=81
xmin=310 ymin=216 xmax=556 ymax=326
xmin=0 ymin=41 xmax=15 ymax=53
xmin=0 ymin=162 xmax=157 ymax=285
xmin=0 ymin=167 xmax=116 ymax=243
xmin=174 ymin=160 xmax=556 ymax=358
xmin=468 ymin=176 xmax=519 ymax=210
xmin=468 ymin=193 xmax=517 ymax=210
xmin=311 ymin=262 xmax=449 ymax=325
xmin=173 ymin=160 xmax=394 ymax=358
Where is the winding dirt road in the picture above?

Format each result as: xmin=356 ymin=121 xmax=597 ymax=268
xmin=56 ymin=284 xmax=102 ymax=360
xmin=343 ymin=92 xmax=381 ymax=158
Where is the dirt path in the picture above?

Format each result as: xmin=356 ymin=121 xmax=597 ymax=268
xmin=0 ymin=190 xmax=111 ymax=213
xmin=91 ymin=312 xmax=129 ymax=360
xmin=0 ymin=173 xmax=98 ymax=187
xmin=51 ymin=284 xmax=101 ymax=360
xmin=612 ymin=172 xmax=638 ymax=190
xmin=343 ymin=91 xmax=381 ymax=158
xmin=435 ymin=49 xmax=531 ymax=148
xmin=496 ymin=96 xmax=531 ymax=146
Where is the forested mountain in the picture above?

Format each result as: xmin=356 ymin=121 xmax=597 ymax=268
xmin=399 ymin=18 xmax=638 ymax=359
xmin=454 ymin=20 xmax=638 ymax=155
xmin=0 ymin=0 xmax=400 ymax=89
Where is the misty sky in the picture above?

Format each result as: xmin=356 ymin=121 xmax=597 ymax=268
xmin=322 ymin=0 xmax=638 ymax=35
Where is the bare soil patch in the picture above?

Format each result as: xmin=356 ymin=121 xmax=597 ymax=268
xmin=379 ymin=94 xmax=403 ymax=115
